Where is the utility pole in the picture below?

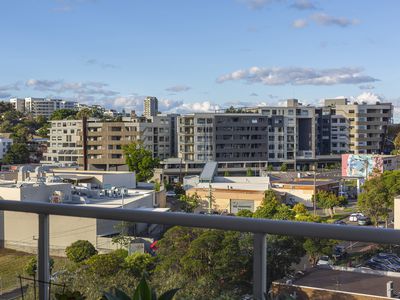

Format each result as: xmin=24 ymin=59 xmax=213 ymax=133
xmin=313 ymin=162 xmax=317 ymax=216
xmin=208 ymin=183 xmax=213 ymax=214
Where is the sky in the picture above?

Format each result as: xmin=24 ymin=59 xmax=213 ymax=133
xmin=0 ymin=0 xmax=399 ymax=115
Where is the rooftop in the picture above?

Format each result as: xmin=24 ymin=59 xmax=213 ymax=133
xmin=286 ymin=267 xmax=400 ymax=298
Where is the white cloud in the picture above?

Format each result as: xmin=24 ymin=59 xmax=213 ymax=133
xmin=85 ymin=59 xmax=117 ymax=69
xmin=217 ymin=66 xmax=378 ymax=86
xmin=167 ymin=101 xmax=221 ymax=113
xmin=291 ymin=0 xmax=316 ymax=10
xmin=165 ymin=85 xmax=191 ymax=93
xmin=311 ymin=13 xmax=359 ymax=27
xmin=26 ymin=79 xmax=119 ymax=97
xmin=293 ymin=19 xmax=308 ymax=28
xmin=359 ymin=84 xmax=375 ymax=90
xmin=0 ymin=82 xmax=21 ymax=98
xmin=238 ymin=0 xmax=275 ymax=10
xmin=350 ymin=92 xmax=383 ymax=104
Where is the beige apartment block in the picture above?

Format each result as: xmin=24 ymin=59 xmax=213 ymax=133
xmin=326 ymin=99 xmax=392 ymax=154
xmin=42 ymin=120 xmax=83 ymax=165
xmin=42 ymin=114 xmax=177 ymax=171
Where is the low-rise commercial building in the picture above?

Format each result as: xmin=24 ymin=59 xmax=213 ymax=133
xmin=0 ymin=168 xmax=166 ymax=255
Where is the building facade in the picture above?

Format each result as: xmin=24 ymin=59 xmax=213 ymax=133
xmin=176 ymin=99 xmax=393 ymax=170
xmin=0 ymin=137 xmax=13 ymax=160
xmin=10 ymin=97 xmax=77 ymax=117
xmin=42 ymin=120 xmax=83 ymax=165
xmin=42 ymin=115 xmax=178 ymax=171
xmin=144 ymin=96 xmax=158 ymax=118
xmin=325 ymin=98 xmax=392 ymax=154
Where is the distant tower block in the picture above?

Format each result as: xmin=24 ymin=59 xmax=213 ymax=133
xmin=144 ymin=96 xmax=159 ymax=118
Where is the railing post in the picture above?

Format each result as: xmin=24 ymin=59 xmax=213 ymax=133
xmin=38 ymin=214 xmax=49 ymax=300
xmin=253 ymin=233 xmax=267 ymax=300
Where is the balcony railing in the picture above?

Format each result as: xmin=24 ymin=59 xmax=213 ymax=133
xmin=0 ymin=199 xmax=400 ymax=299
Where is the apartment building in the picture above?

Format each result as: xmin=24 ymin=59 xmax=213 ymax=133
xmin=42 ymin=120 xmax=83 ymax=165
xmin=325 ymin=98 xmax=392 ymax=154
xmin=178 ymin=100 xmax=316 ymax=168
xmin=9 ymin=98 xmax=25 ymax=112
xmin=0 ymin=137 xmax=13 ymax=159
xmin=257 ymin=99 xmax=316 ymax=162
xmin=10 ymin=97 xmax=77 ymax=117
xmin=42 ymin=114 xmax=178 ymax=171
xmin=144 ymin=96 xmax=158 ymax=118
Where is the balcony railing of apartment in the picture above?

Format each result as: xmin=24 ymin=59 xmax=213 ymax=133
xmin=0 ymin=199 xmax=400 ymax=300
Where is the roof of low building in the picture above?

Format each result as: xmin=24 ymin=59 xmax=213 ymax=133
xmin=282 ymin=267 xmax=400 ymax=298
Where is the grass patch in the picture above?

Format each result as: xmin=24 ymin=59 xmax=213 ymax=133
xmin=321 ymin=213 xmax=350 ymax=224
xmin=0 ymin=248 xmax=71 ymax=292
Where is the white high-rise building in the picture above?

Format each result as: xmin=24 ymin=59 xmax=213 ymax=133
xmin=144 ymin=96 xmax=158 ymax=118
xmin=9 ymin=98 xmax=77 ymax=118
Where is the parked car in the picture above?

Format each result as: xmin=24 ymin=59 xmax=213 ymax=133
xmin=317 ymin=255 xmax=330 ymax=266
xmin=349 ymin=213 xmax=364 ymax=222
xmin=358 ymin=216 xmax=371 ymax=226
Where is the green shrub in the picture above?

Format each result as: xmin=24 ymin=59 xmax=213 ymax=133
xmin=65 ymin=240 xmax=97 ymax=263
xmin=124 ymin=253 xmax=155 ymax=277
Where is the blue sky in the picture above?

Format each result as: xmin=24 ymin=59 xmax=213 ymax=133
xmin=0 ymin=0 xmax=399 ymax=113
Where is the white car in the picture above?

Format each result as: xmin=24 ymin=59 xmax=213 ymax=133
xmin=165 ymin=191 xmax=176 ymax=197
xmin=317 ymin=256 xmax=330 ymax=266
xmin=349 ymin=213 xmax=364 ymax=222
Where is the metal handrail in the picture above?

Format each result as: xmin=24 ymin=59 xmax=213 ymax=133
xmin=0 ymin=200 xmax=399 ymax=244
xmin=1 ymin=199 xmax=400 ymax=300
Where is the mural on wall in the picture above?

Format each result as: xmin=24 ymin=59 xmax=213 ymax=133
xmin=342 ymin=154 xmax=384 ymax=177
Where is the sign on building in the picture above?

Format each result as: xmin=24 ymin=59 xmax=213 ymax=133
xmin=230 ymin=199 xmax=254 ymax=214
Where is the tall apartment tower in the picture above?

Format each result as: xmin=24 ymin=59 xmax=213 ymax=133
xmin=144 ymin=96 xmax=158 ymax=118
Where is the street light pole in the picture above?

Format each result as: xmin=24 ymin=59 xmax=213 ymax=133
xmin=313 ymin=163 xmax=317 ymax=216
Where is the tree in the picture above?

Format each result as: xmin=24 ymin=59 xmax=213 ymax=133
xmin=85 ymin=250 xmax=127 ymax=276
xmin=153 ymin=228 xmax=253 ymax=298
xmin=3 ymin=143 xmax=30 ymax=164
xmin=267 ymin=164 xmax=274 ymax=172
xmin=11 ymin=124 xmax=30 ymax=143
xmin=293 ymin=203 xmax=308 ymax=216
xmin=236 ymin=209 xmax=254 ymax=217
xmin=303 ymin=238 xmax=337 ymax=266
xmin=314 ymin=190 xmax=347 ymax=218
xmin=122 ymin=142 xmax=160 ymax=182
xmin=124 ymin=253 xmax=155 ymax=278
xmin=253 ymin=190 xmax=295 ymax=220
xmin=37 ymin=123 xmax=50 ymax=138
xmin=50 ymin=109 xmax=77 ymax=120
xmin=65 ymin=240 xmax=98 ymax=263
xmin=358 ymin=176 xmax=391 ymax=226
xmin=280 ymin=163 xmax=288 ymax=172
xmin=394 ymin=131 xmax=400 ymax=154
xmin=178 ymin=193 xmax=201 ymax=213
xmin=102 ymin=277 xmax=179 ymax=300
xmin=24 ymin=257 xmax=38 ymax=278
xmin=223 ymin=171 xmax=230 ymax=176
xmin=24 ymin=256 xmax=54 ymax=277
